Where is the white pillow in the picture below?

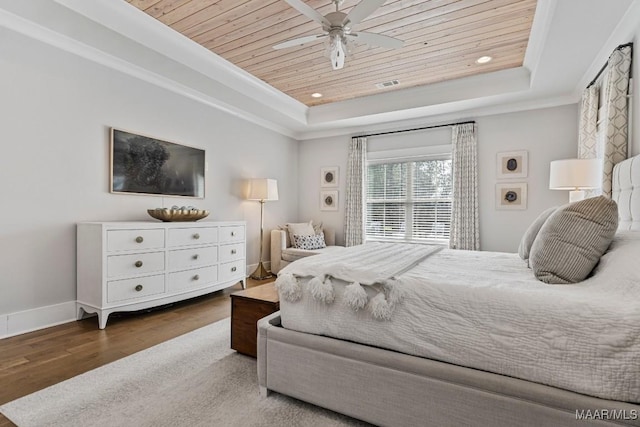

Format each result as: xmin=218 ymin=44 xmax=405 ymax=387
xmin=286 ymin=221 xmax=315 ymax=247
xmin=592 ymin=231 xmax=640 ymax=280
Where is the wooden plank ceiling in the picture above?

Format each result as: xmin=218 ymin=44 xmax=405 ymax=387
xmin=126 ymin=0 xmax=536 ymax=106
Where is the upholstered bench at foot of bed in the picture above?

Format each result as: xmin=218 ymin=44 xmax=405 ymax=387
xmin=257 ymin=313 xmax=640 ymax=427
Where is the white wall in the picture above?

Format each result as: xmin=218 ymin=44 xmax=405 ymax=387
xmin=298 ymin=104 xmax=578 ymax=252
xmin=0 ymin=31 xmax=298 ymax=324
xmin=297 ymin=136 xmax=349 ymax=245
xmin=477 ymin=105 xmax=578 ymax=251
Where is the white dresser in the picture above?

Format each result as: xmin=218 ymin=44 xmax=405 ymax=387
xmin=77 ymin=221 xmax=246 ymax=328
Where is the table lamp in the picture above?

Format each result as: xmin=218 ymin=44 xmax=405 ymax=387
xmin=549 ymin=159 xmax=602 ymax=202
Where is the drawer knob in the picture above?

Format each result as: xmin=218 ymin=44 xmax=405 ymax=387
xmin=135 ymin=285 xmax=143 ymax=292
xmin=192 ymin=254 xmax=199 ymax=260
xmin=135 ymin=236 xmax=144 ymax=243
xmin=134 ymin=260 xmax=143 ymax=268
xmin=193 ymin=274 xmax=200 ymax=281
xmin=231 ymin=266 xmax=237 ymax=272
xmin=231 ymin=231 xmax=236 ymax=236
xmin=193 ymin=233 xmax=200 ymax=240
xmin=231 ymin=249 xmax=237 ymax=255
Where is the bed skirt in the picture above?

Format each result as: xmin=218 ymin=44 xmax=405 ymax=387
xmin=257 ymin=313 xmax=640 ymax=427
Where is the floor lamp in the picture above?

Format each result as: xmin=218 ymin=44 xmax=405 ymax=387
xmin=247 ymin=178 xmax=279 ymax=280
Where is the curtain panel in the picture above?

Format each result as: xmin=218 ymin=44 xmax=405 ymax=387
xmin=449 ymin=123 xmax=479 ymax=250
xmin=344 ymin=137 xmax=367 ymax=246
xmin=578 ymin=44 xmax=632 ymax=197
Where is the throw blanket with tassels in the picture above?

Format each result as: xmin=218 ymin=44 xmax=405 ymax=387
xmin=275 ymin=242 xmax=442 ymax=321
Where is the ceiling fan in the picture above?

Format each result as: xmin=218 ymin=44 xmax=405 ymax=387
xmin=273 ymin=0 xmax=404 ymax=70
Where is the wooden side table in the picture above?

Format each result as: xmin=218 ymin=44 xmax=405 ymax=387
xmin=231 ymin=282 xmax=279 ymax=357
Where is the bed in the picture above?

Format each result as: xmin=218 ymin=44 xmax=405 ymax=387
xmin=257 ymin=156 xmax=640 ymax=427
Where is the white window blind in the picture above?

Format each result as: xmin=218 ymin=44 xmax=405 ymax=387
xmin=366 ymin=158 xmax=452 ymax=242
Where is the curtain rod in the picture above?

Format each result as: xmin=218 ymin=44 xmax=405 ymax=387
xmin=586 ymin=42 xmax=633 ymax=88
xmin=354 ymin=120 xmax=475 ymax=139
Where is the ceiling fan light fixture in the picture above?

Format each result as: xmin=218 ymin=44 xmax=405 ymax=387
xmin=476 ymin=55 xmax=493 ymax=64
xmin=329 ymin=33 xmax=346 ymax=70
xmin=277 ymin=0 xmax=403 ymax=71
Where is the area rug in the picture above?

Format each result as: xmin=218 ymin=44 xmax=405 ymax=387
xmin=0 ymin=318 xmax=367 ymax=426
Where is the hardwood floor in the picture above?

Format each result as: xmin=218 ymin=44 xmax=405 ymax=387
xmin=0 ymin=278 xmax=273 ymax=427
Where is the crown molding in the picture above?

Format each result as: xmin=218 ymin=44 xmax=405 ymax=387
xmin=297 ymin=93 xmax=578 ymax=140
xmin=0 ymin=0 xmax=632 ymax=140
xmin=0 ymin=2 xmax=300 ymax=138
xmin=52 ymin=0 xmax=308 ymax=126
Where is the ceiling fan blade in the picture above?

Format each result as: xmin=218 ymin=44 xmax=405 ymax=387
xmin=344 ymin=0 xmax=387 ymax=26
xmin=284 ymin=0 xmax=331 ymax=27
xmin=273 ymin=34 xmax=327 ymax=50
xmin=348 ymin=31 xmax=404 ymax=49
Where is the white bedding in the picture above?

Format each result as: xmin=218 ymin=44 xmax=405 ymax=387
xmin=277 ymin=233 xmax=640 ymax=403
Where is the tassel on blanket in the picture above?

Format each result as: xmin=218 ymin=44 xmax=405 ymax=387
xmin=309 ymin=275 xmax=334 ymax=304
xmin=344 ymin=281 xmax=368 ymax=311
xmin=275 ymin=273 xmax=302 ymax=302
xmin=382 ymin=279 xmax=404 ymax=305
xmin=370 ymin=293 xmax=392 ymax=321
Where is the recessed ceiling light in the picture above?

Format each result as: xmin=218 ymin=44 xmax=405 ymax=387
xmin=476 ymin=56 xmax=493 ymax=64
xmin=311 ymin=92 xmax=323 ymax=98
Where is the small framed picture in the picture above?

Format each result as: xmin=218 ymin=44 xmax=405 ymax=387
xmin=320 ymin=190 xmax=338 ymax=211
xmin=320 ymin=166 xmax=339 ymax=187
xmin=497 ymin=150 xmax=528 ymax=179
xmin=496 ymin=183 xmax=527 ymax=210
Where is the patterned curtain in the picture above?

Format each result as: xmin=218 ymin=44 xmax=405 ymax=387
xmin=344 ymin=137 xmax=367 ymax=246
xmin=578 ymin=45 xmax=632 ymax=197
xmin=577 ymin=86 xmax=600 ymax=159
xmin=449 ymin=123 xmax=479 ymax=250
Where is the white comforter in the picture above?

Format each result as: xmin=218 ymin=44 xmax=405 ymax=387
xmin=278 ymin=234 xmax=640 ymax=403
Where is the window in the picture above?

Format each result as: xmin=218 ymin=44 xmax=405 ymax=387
xmin=366 ymin=157 xmax=452 ymax=243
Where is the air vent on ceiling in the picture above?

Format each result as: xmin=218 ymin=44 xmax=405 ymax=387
xmin=375 ymin=79 xmax=400 ymax=89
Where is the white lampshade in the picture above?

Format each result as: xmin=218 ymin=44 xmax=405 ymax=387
xmin=247 ymin=178 xmax=279 ymax=201
xmin=549 ymin=159 xmax=602 ymax=190
xmin=549 ymin=158 xmax=602 ymax=203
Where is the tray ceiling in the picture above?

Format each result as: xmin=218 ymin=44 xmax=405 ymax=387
xmin=126 ymin=0 xmax=536 ymax=107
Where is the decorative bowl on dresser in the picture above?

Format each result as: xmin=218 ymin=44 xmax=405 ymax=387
xmin=147 ymin=208 xmax=210 ymax=222
xmin=77 ymin=221 xmax=246 ymax=328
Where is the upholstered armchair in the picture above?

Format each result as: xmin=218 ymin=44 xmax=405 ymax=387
xmin=270 ymin=224 xmax=343 ymax=274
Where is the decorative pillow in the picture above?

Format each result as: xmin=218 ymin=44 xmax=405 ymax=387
xmin=312 ymin=220 xmax=323 ymax=236
xmin=518 ymin=207 xmax=557 ymax=261
xmin=293 ymin=233 xmax=327 ymax=250
xmin=529 ymin=196 xmax=618 ymax=284
xmin=286 ymin=221 xmax=315 ymax=248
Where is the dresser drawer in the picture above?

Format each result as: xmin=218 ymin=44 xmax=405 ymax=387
xmin=168 ymin=265 xmax=218 ymax=292
xmin=219 ymin=259 xmax=245 ymax=282
xmin=219 ymin=243 xmax=245 ymax=263
xmin=107 ymin=251 xmax=165 ymax=278
xmin=219 ymin=225 xmax=245 ymax=243
xmin=168 ymin=227 xmax=218 ymax=247
xmin=107 ymin=229 xmax=164 ymax=252
xmin=107 ymin=274 xmax=165 ymax=303
xmin=168 ymin=246 xmax=218 ymax=271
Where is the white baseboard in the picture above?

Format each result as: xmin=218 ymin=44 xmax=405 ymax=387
xmin=0 ymin=314 xmax=7 ymax=339
xmin=0 ymin=301 xmax=76 ymax=339
xmin=245 ymin=261 xmax=272 ymax=277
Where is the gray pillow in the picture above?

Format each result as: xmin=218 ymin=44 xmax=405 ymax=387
xmin=518 ymin=207 xmax=557 ymax=261
xmin=529 ymin=196 xmax=618 ymax=284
